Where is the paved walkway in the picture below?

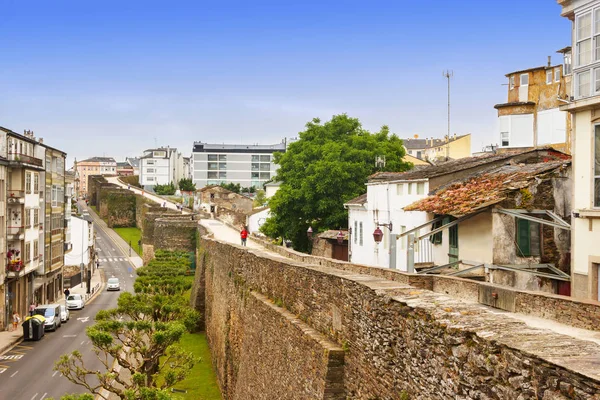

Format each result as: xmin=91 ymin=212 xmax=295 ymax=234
xmin=106 ymin=176 xmax=189 ymax=214
xmin=0 ymin=261 xmax=104 ymax=355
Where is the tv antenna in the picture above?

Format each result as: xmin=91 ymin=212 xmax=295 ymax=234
xmin=443 ymin=70 xmax=453 ymax=161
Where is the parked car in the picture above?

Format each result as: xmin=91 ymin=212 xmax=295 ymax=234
xmin=60 ymin=305 xmax=70 ymax=323
xmin=107 ymin=277 xmax=120 ymax=291
xmin=66 ymin=294 xmax=85 ymax=310
xmin=33 ymin=304 xmax=62 ymax=331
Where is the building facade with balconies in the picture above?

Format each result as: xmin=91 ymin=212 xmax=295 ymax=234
xmin=559 ymin=0 xmax=600 ymax=300
xmin=74 ymin=157 xmax=116 ymax=197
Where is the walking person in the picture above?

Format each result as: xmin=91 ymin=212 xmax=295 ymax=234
xmin=12 ymin=311 xmax=20 ymax=331
xmin=29 ymin=302 xmax=36 ymax=317
xmin=240 ymin=226 xmax=248 ymax=246
xmin=64 ymin=288 xmax=70 ymax=303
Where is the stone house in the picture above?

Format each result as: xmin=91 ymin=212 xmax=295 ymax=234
xmin=195 ymin=185 xmax=253 ymax=216
xmin=404 ymin=151 xmax=572 ymax=295
xmin=310 ymin=230 xmax=349 ymax=261
xmin=494 ymin=54 xmax=572 ymax=154
xmin=346 ymin=149 xmax=557 ymax=272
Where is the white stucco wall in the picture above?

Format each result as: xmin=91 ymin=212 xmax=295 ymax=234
xmin=348 ymin=180 xmax=430 ymax=270
xmin=248 ymin=208 xmax=270 ymax=234
xmin=65 ymin=216 xmax=91 ymax=267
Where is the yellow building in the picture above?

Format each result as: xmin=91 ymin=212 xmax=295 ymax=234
xmin=402 ymin=134 xmax=471 ymax=162
xmin=74 ymin=157 xmax=117 ymax=197
xmin=494 ymin=54 xmax=572 ymax=154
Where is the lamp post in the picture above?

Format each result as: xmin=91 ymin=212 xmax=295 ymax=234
xmin=373 ymin=222 xmax=393 ymax=243
xmin=80 ymin=217 xmax=85 ymax=291
xmin=336 ymin=230 xmax=344 ymax=245
xmin=306 ymin=226 xmax=313 ymax=239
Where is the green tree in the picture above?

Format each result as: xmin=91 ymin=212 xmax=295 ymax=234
xmin=241 ymin=186 xmax=256 ymax=194
xmin=253 ymin=189 xmax=267 ymax=207
xmin=178 ymin=178 xmax=196 ymax=192
xmin=261 ymin=114 xmax=410 ymax=252
xmin=219 ymin=182 xmax=241 ymax=193
xmin=153 ymin=182 xmax=176 ymax=195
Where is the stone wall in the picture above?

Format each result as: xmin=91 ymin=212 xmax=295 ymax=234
xmin=199 ymin=236 xmax=600 ymax=399
xmin=98 ymin=188 xmax=137 ymax=228
xmin=154 ymin=216 xmax=198 ymax=252
xmin=140 ymin=208 xmax=182 ymax=264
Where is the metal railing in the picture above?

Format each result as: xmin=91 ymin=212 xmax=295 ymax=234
xmin=8 ymin=152 xmax=43 ymax=167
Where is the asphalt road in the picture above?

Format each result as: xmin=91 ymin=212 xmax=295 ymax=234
xmin=0 ymin=206 xmax=138 ymax=400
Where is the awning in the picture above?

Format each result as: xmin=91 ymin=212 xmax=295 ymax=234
xmin=33 ymin=278 xmax=44 ymax=291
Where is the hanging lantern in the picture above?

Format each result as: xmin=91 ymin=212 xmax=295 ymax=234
xmin=307 ymin=226 xmax=313 ymax=238
xmin=373 ymin=227 xmax=383 ymax=243
xmin=336 ymin=231 xmax=344 ymax=245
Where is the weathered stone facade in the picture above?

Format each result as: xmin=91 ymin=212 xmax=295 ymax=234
xmin=197 ymin=234 xmax=600 ymax=400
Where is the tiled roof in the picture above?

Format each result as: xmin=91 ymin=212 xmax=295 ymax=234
xmin=401 ymin=134 xmax=469 ymax=150
xmin=318 ymin=230 xmax=348 ymax=241
xmin=404 ymin=160 xmax=570 ymax=216
xmin=369 ymin=151 xmax=524 ymax=183
xmin=344 ymin=193 xmax=367 ymax=206
xmin=81 ymin=157 xmax=116 ymax=163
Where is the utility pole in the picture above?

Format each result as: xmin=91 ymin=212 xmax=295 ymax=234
xmin=443 ymin=70 xmax=453 ymax=161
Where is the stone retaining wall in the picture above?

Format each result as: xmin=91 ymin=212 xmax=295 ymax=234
xmin=200 ymin=235 xmax=600 ymax=400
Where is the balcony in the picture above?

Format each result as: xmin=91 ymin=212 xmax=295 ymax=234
xmin=7 ymin=226 xmax=25 ymax=240
xmin=8 ymin=152 xmax=44 ymax=168
xmin=8 ymin=189 xmax=24 ymax=198
xmin=6 ymin=260 xmax=23 ymax=277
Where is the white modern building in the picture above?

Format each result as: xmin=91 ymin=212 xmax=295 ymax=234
xmin=559 ymin=0 xmax=600 ymax=300
xmin=191 ymin=142 xmax=286 ymax=189
xmin=64 ymin=215 xmax=94 ymax=274
xmin=139 ymin=147 xmax=184 ymax=190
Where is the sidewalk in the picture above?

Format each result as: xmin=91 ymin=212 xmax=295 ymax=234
xmin=106 ymin=176 xmax=190 ymax=214
xmin=84 ymin=201 xmax=143 ymax=269
xmin=0 ymin=259 xmax=105 ymax=355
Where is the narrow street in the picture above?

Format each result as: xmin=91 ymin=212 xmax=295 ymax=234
xmin=0 ymin=204 xmax=137 ymax=400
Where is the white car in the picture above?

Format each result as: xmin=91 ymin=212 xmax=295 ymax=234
xmin=107 ymin=277 xmax=121 ymax=291
xmin=60 ymin=305 xmax=70 ymax=322
xmin=66 ymin=294 xmax=85 ymax=310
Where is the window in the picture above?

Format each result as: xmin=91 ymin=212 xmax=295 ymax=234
xmin=416 ymin=151 xmax=422 ymax=159
xmin=259 ymin=172 xmax=270 ymax=179
xmin=25 ymin=242 xmax=31 ymax=263
xmin=251 ymin=172 xmax=259 ymax=179
xmin=509 ymin=76 xmax=515 ymax=89
xmin=259 ymin=163 xmax=270 ymax=171
xmin=146 ymin=160 xmax=155 ymax=165
xmin=218 ymin=163 xmax=227 ymax=170
xmin=260 ymin=155 xmax=270 ymax=162
xmin=147 ymin=177 xmax=154 ymax=181
xmin=34 ymin=209 xmax=39 ymax=226
xmin=354 ymin=221 xmax=357 ymax=244
xmin=430 ymin=218 xmax=444 ymax=245
xmin=595 ymin=69 xmax=600 ymax=94
xmin=564 ymin=51 xmax=572 ymax=75
xmin=251 ymin=155 xmax=260 ymax=162
xmin=359 ymin=222 xmax=363 ymax=246
xmin=147 ymin=168 xmax=155 ymax=173
xmin=407 ymin=183 xmax=412 ymax=195
xmin=578 ymin=70 xmax=591 ymax=98
xmin=594 ymin=125 xmax=600 ymax=207
xmin=416 ymin=182 xmax=425 ymax=195
xmin=33 ymin=174 xmax=39 ymax=193
xmin=251 ymin=163 xmax=259 ymax=171
xmin=219 ymin=155 xmax=227 ymax=161
xmin=208 ymin=163 xmax=218 ymax=170
xmin=520 ymin=73 xmax=529 ymax=86
xmin=33 ymin=240 xmax=38 ymax=259
xmin=52 ymin=185 xmax=57 ymax=207
xmin=396 ymin=183 xmax=403 ymax=196
xmin=218 ymin=172 xmax=226 ymax=179
xmin=208 ymin=171 xmax=218 ymax=179
xmin=577 ymin=12 xmax=592 ymax=66
xmin=501 ymin=131 xmax=509 ymax=147
xmin=25 ymin=208 xmax=31 ymax=228
xmin=208 ymin=154 xmax=218 ymax=161
xmin=546 ymin=70 xmax=553 ymax=84
xmin=516 ymin=218 xmax=541 ymax=257
xmin=555 ymin=68 xmax=561 ymax=82
xmin=26 ymin=172 xmax=32 ymax=194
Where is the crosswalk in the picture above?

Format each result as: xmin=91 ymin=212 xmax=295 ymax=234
xmin=98 ymin=257 xmax=128 ymax=263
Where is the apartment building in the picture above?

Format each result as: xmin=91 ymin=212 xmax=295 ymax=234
xmin=192 ymin=142 xmax=286 ymax=189
xmin=0 ymin=127 xmax=66 ymax=328
xmin=401 ymin=134 xmax=471 ymax=162
xmin=74 ymin=157 xmax=117 ymax=196
xmin=559 ymin=0 xmax=600 ymax=300
xmin=494 ymin=55 xmax=572 ymax=154
xmin=0 ymin=150 xmax=7 ymax=330
xmin=139 ymin=147 xmax=184 ymax=189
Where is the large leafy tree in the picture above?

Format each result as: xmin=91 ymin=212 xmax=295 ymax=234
xmin=261 ymin=114 xmax=411 ymax=252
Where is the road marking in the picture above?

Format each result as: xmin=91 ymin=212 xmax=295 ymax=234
xmin=0 ymin=354 xmax=23 ymax=360
xmin=31 ymin=394 xmax=38 ymax=400
xmin=0 ymin=367 xmax=6 ymax=374
xmin=80 ymin=341 xmax=85 ymax=345
xmin=52 ymin=371 xmax=58 ymax=377
xmin=108 ymin=258 xmax=113 ymax=262
xmin=63 ymin=334 xmax=77 ymax=338
xmin=77 ymin=316 xmax=90 ymax=323
xmin=40 ymin=393 xmax=48 ymax=400
xmin=10 ymin=370 xmax=18 ymax=377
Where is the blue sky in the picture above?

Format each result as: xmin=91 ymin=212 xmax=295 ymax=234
xmin=0 ymin=0 xmax=570 ymax=167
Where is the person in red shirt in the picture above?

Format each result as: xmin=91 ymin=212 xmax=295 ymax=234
xmin=240 ymin=227 xmax=248 ymax=246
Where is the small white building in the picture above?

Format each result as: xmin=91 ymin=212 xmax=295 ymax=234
xmin=139 ymin=147 xmax=185 ymax=190
xmin=247 ymin=207 xmax=270 ymax=234
xmin=65 ymin=215 xmax=94 ymax=270
xmin=264 ymin=181 xmax=281 ymax=199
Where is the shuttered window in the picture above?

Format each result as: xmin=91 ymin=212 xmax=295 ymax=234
xmin=516 ymin=218 xmax=541 ymax=257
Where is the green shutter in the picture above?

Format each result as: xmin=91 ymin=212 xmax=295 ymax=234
xmin=516 ymin=218 xmax=531 ymax=257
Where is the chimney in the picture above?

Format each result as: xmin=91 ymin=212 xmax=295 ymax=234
xmin=38 ymin=138 xmax=43 ymax=144
xmin=547 ymin=56 xmax=551 ymax=67
xmin=453 ymin=133 xmax=457 ymax=140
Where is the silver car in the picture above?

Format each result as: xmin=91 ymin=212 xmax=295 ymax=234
xmin=107 ymin=277 xmax=121 ymax=291
xmin=66 ymin=294 xmax=85 ymax=310
xmin=60 ymin=305 xmax=70 ymax=322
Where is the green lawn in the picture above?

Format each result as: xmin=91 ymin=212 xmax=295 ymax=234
xmin=113 ymin=227 xmax=143 ymax=255
xmin=170 ymin=333 xmax=222 ymax=400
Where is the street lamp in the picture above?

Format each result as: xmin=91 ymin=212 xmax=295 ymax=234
xmin=336 ymin=230 xmax=344 ymax=245
xmin=373 ymin=222 xmax=393 ymax=243
xmin=307 ymin=226 xmax=313 ymax=239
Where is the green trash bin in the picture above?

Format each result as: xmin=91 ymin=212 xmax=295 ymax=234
xmin=23 ymin=315 xmax=45 ymax=341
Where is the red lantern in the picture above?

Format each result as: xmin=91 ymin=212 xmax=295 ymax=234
xmin=307 ymin=226 xmax=313 ymax=238
xmin=336 ymin=231 xmax=344 ymax=245
xmin=373 ymin=227 xmax=383 ymax=243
